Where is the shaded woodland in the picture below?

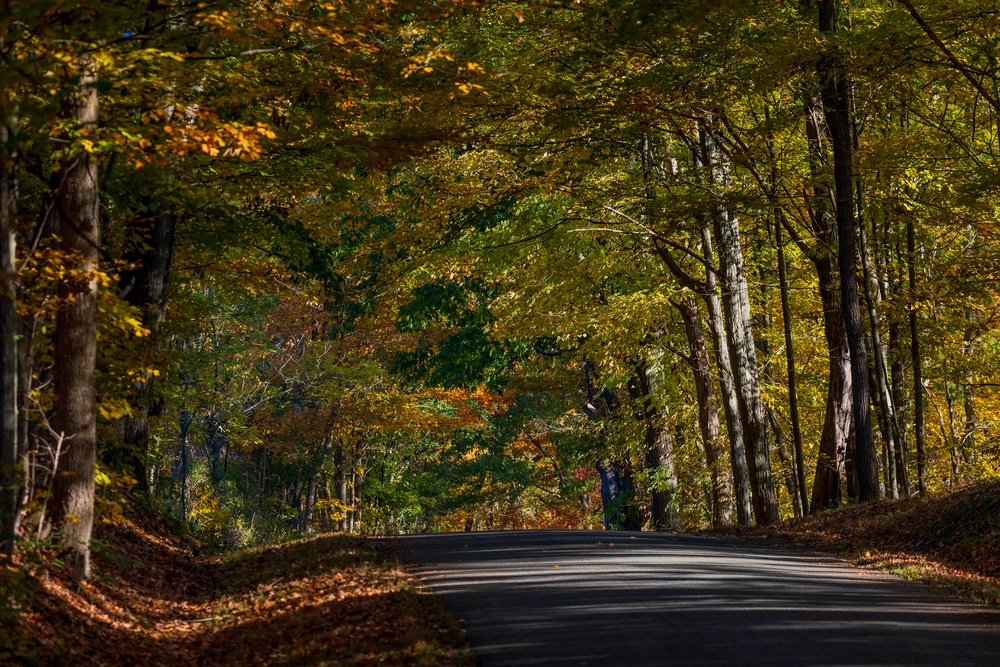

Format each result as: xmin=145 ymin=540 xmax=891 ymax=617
xmin=3 ymin=0 xmax=1000 ymax=580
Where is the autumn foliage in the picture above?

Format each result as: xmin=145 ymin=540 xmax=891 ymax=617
xmin=5 ymin=0 xmax=1000 ymax=655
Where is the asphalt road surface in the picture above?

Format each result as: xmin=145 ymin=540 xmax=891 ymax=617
xmin=399 ymin=530 xmax=1000 ymax=666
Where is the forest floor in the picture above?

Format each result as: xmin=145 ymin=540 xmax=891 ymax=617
xmin=6 ymin=482 xmax=1000 ymax=666
xmin=0 ymin=506 xmax=472 ymax=666
xmin=731 ymin=480 xmax=1000 ymax=608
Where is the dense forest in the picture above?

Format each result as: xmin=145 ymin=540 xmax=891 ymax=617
xmin=2 ymin=0 xmax=1000 ymax=582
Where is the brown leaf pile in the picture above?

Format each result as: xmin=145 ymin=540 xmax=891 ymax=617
xmin=0 ymin=508 xmax=472 ymax=666
xmin=730 ymin=481 xmax=1000 ymax=606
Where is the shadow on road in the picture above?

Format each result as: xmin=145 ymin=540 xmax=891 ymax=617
xmin=398 ymin=530 xmax=1000 ymax=667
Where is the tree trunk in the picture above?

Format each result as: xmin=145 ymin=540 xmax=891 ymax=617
xmin=305 ymin=476 xmax=317 ymax=534
xmin=858 ymin=214 xmax=898 ymax=498
xmin=698 ymin=228 xmax=751 ymax=525
xmin=963 ymin=383 xmax=976 ymax=462
xmin=754 ymin=244 xmax=791 ymax=512
xmin=173 ymin=410 xmax=192 ymax=523
xmin=845 ymin=422 xmax=859 ymax=500
xmin=335 ymin=445 xmax=348 ymax=531
xmin=961 ymin=310 xmax=977 ymax=464
xmin=641 ymin=134 xmax=735 ymax=527
xmin=775 ymin=215 xmax=809 ymax=515
xmin=0 ymin=109 xmax=18 ymax=554
xmin=115 ymin=211 xmax=177 ymax=491
xmin=596 ymin=455 xmax=640 ymax=530
xmin=352 ymin=453 xmax=363 ymax=534
xmin=701 ymin=123 xmax=778 ymax=525
xmin=818 ymin=0 xmax=879 ymax=503
xmin=179 ymin=441 xmax=189 ymax=523
xmin=48 ymin=56 xmax=100 ymax=579
xmin=889 ymin=317 xmax=910 ymax=496
xmin=810 ymin=255 xmax=852 ymax=511
xmin=942 ymin=378 xmax=961 ymax=485
xmin=796 ymin=87 xmax=854 ymax=513
xmin=907 ymin=219 xmax=927 ymax=497
xmin=769 ymin=411 xmax=799 ymax=514
xmin=676 ymin=296 xmax=733 ymax=528
xmin=585 ymin=362 xmax=639 ymax=530
xmin=629 ymin=357 xmax=679 ymax=531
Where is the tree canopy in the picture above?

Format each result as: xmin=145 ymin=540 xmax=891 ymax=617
xmin=4 ymin=0 xmax=1000 ymax=576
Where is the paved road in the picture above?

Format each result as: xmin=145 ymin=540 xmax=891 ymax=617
xmin=398 ymin=530 xmax=1000 ymax=666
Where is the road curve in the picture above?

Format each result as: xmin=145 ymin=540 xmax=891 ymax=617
xmin=398 ymin=530 xmax=1000 ymax=666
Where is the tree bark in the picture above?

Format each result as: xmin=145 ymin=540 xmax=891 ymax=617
xmin=961 ymin=310 xmax=977 ymax=464
xmin=115 ymin=211 xmax=177 ymax=491
xmin=205 ymin=413 xmax=226 ymax=485
xmin=858 ymin=218 xmax=898 ymax=498
xmin=775 ymin=215 xmax=809 ymax=516
xmin=701 ymin=123 xmax=778 ymax=525
xmin=352 ymin=451 xmax=362 ymax=534
xmin=818 ymin=0 xmax=879 ymax=503
xmin=0 ymin=108 xmax=18 ymax=554
xmin=629 ymin=356 xmax=679 ymax=531
xmin=653 ymin=224 xmax=748 ymax=525
xmin=585 ymin=361 xmax=639 ymax=530
xmin=810 ymin=255 xmax=852 ymax=511
xmin=698 ymin=228 xmax=751 ymax=526
xmin=676 ymin=296 xmax=733 ymax=527
xmin=48 ymin=56 xmax=100 ymax=579
xmin=335 ymin=445 xmax=348 ymax=531
xmin=907 ymin=219 xmax=927 ymax=497
xmin=305 ymin=476 xmax=317 ymax=535
xmin=889 ymin=316 xmax=910 ymax=496
xmin=795 ymin=88 xmax=854 ymax=513
xmin=963 ymin=383 xmax=976 ymax=461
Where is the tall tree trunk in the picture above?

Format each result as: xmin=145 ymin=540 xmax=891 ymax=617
xmin=889 ymin=317 xmax=910 ymax=496
xmin=629 ymin=356 xmax=679 ymax=531
xmin=596 ymin=459 xmax=640 ymax=531
xmin=173 ymin=409 xmax=192 ymax=522
xmin=754 ymin=243 xmax=794 ymax=512
xmin=961 ymin=310 xmax=977 ymax=464
xmin=775 ymin=215 xmax=809 ymax=516
xmin=585 ymin=362 xmax=639 ymax=530
xmin=597 ymin=461 xmax=621 ymax=530
xmin=907 ymin=219 xmax=927 ymax=497
xmin=818 ymin=0 xmax=879 ymax=503
xmin=179 ymin=440 xmax=189 ymax=523
xmin=676 ymin=296 xmax=733 ymax=527
xmin=48 ymin=56 xmax=100 ymax=579
xmin=796 ymin=88 xmax=854 ymax=513
xmin=845 ymin=422 xmax=859 ymax=500
xmin=699 ymin=228 xmax=751 ymax=525
xmin=205 ymin=414 xmax=226 ymax=485
xmin=858 ymin=212 xmax=898 ymax=498
xmin=115 ymin=211 xmax=177 ymax=492
xmin=655 ymin=222 xmax=749 ymax=525
xmin=304 ymin=476 xmax=317 ymax=534
xmin=352 ymin=449 xmax=363 ymax=534
xmin=942 ymin=378 xmax=961 ymax=485
xmin=701 ymin=123 xmax=778 ymax=525
xmin=640 ymin=134 xmax=734 ymax=527
xmin=768 ymin=410 xmax=799 ymax=514
xmin=810 ymin=255 xmax=852 ymax=511
xmin=963 ymin=383 xmax=976 ymax=462
xmin=0 ymin=106 xmax=18 ymax=554
xmin=335 ymin=445 xmax=348 ymax=531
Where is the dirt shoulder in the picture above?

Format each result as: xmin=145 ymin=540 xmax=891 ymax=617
xmin=728 ymin=481 xmax=1000 ymax=608
xmin=0 ymin=508 xmax=472 ymax=666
